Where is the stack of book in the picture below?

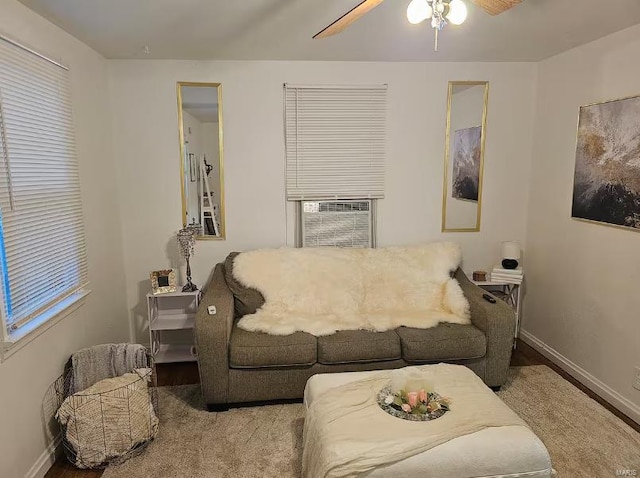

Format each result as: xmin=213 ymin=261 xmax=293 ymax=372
xmin=491 ymin=266 xmax=523 ymax=284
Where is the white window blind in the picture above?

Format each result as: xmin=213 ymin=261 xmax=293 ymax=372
xmin=0 ymin=36 xmax=88 ymax=335
xmin=284 ymin=84 xmax=387 ymax=200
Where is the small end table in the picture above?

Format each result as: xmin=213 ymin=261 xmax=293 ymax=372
xmin=147 ymin=289 xmax=201 ymax=364
xmin=471 ymin=276 xmax=523 ymax=348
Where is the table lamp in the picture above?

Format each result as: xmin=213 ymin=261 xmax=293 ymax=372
xmin=177 ymin=225 xmax=199 ymax=292
xmin=501 ymin=241 xmax=521 ymax=269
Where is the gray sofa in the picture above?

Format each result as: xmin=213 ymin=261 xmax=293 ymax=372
xmin=195 ymin=253 xmax=516 ymax=410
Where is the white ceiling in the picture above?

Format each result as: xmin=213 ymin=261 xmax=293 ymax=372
xmin=18 ymin=0 xmax=640 ymax=61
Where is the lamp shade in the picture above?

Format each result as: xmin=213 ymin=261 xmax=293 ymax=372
xmin=406 ymin=0 xmax=432 ymax=24
xmin=501 ymin=241 xmax=521 ymax=260
xmin=446 ymin=0 xmax=467 ymax=25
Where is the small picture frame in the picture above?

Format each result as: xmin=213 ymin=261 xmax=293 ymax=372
xmin=150 ymin=269 xmax=177 ymax=294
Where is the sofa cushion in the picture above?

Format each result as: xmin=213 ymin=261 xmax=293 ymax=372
xmin=229 ymin=324 xmax=316 ymax=368
xmin=224 ymin=252 xmax=265 ymax=317
xmin=317 ymin=330 xmax=401 ymax=365
xmin=397 ymin=323 xmax=486 ymax=363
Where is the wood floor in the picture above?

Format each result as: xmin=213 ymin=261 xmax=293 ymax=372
xmin=44 ymin=340 xmax=639 ymax=478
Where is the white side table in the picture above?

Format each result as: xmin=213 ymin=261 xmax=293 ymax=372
xmin=147 ymin=289 xmax=201 ymax=364
xmin=471 ymin=277 xmax=523 ymax=347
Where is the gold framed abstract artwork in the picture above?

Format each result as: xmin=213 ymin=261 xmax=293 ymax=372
xmin=572 ymin=94 xmax=640 ymax=231
xmin=150 ymin=269 xmax=177 ymax=294
xmin=451 ymin=125 xmax=482 ymax=202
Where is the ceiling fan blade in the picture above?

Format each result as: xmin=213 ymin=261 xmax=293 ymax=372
xmin=471 ymin=0 xmax=522 ymax=15
xmin=313 ymin=0 xmax=385 ymax=39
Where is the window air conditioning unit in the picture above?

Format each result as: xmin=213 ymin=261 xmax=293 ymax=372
xmin=300 ymin=200 xmax=374 ymax=248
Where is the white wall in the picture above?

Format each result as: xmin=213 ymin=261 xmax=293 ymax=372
xmin=108 ymin=60 xmax=537 ymax=342
xmin=523 ymin=24 xmax=640 ymax=421
xmin=0 ymin=2 xmax=128 ymax=477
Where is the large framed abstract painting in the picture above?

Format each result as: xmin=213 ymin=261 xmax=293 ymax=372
xmin=572 ymin=95 xmax=640 ymax=231
xmin=452 ymin=126 xmax=482 ymax=202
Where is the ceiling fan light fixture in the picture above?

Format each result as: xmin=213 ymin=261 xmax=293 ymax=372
xmin=446 ymin=0 xmax=468 ymax=25
xmin=314 ymin=0 xmax=522 ymax=41
xmin=406 ymin=0 xmax=432 ymax=24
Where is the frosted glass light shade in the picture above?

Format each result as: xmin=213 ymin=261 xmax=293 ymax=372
xmin=501 ymin=241 xmax=521 ymax=260
xmin=446 ymin=0 xmax=467 ymax=25
xmin=407 ymin=0 xmax=432 ymax=24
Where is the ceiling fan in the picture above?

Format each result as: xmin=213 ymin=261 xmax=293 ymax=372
xmin=314 ymin=0 xmax=522 ymax=50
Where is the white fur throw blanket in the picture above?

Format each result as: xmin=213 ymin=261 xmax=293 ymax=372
xmin=235 ymin=242 xmax=470 ymax=336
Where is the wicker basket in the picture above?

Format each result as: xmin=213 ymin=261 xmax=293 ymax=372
xmin=50 ymin=355 xmax=158 ymax=469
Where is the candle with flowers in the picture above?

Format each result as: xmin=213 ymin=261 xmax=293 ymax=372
xmin=379 ymin=369 xmax=451 ymax=421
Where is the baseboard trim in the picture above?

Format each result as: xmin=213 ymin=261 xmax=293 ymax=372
xmin=25 ymin=434 xmax=61 ymax=478
xmin=520 ymin=329 xmax=640 ymax=425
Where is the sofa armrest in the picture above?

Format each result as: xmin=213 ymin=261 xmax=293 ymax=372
xmin=455 ymin=268 xmax=515 ymax=387
xmin=194 ymin=263 xmax=234 ymax=406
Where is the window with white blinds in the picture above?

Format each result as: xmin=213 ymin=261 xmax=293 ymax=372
xmin=284 ymin=84 xmax=387 ymax=200
xmin=0 ymin=36 xmax=88 ymax=338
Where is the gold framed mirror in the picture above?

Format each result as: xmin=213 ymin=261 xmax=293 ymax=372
xmin=442 ymin=81 xmax=489 ymax=232
xmin=177 ymin=81 xmax=225 ymax=239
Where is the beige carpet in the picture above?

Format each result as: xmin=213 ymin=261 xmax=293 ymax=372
xmin=102 ymin=366 xmax=640 ymax=478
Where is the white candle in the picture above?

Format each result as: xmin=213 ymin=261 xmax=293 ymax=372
xmin=404 ymin=370 xmax=435 ymax=393
xmin=390 ymin=369 xmax=436 ymax=393
xmin=390 ymin=371 xmax=406 ymax=393
xmin=405 ymin=376 xmax=423 ymax=393
xmin=421 ymin=378 xmax=435 ymax=393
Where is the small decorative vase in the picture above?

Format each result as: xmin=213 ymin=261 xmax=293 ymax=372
xmin=501 ymin=259 xmax=519 ymax=269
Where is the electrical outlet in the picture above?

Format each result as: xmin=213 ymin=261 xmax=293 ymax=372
xmin=633 ymin=367 xmax=640 ymax=391
xmin=207 ymin=305 xmax=217 ymax=315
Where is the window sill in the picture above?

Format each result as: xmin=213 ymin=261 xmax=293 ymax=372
xmin=1 ymin=288 xmax=92 ymax=362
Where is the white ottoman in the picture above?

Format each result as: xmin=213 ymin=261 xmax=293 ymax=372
xmin=304 ymin=366 xmax=553 ymax=478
